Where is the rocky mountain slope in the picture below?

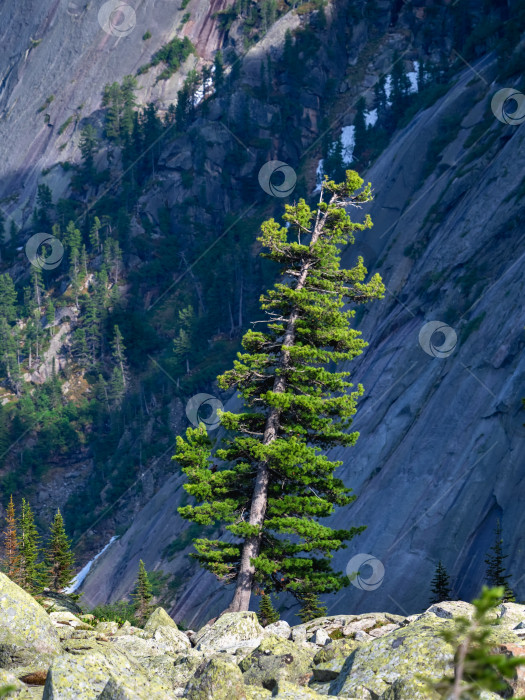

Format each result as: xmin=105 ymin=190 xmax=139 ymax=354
xmin=0 ymin=0 xmax=524 ymax=632
xmin=81 ymin=49 xmax=525 ymax=626
xmin=2 ymin=572 xmax=525 ymax=698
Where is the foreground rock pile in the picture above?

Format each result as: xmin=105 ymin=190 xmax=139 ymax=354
xmin=1 ymin=573 xmax=525 ymax=699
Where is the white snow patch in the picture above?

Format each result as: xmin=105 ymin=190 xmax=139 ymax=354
xmin=384 ymin=74 xmax=392 ymax=100
xmin=65 ymin=536 xmax=118 ymax=593
xmin=407 ymin=61 xmax=419 ymax=94
xmin=341 ymin=125 xmax=355 ymax=164
xmin=314 ymin=158 xmax=325 ymax=192
xmin=365 ymin=108 xmax=378 ymax=128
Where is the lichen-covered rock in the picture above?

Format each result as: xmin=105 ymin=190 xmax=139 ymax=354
xmin=112 ymin=624 xmax=191 ymax=656
xmin=183 ymin=657 xmax=246 ymax=699
xmin=48 ymin=611 xmax=93 ymax=630
xmin=271 ymin=680 xmax=339 ymax=698
xmin=0 ymin=573 xmax=61 ymax=670
xmin=379 ymin=677 xmax=440 ymax=699
xmin=193 ymin=612 xmax=264 ymax=653
xmin=144 ymin=607 xmax=178 ymax=632
xmin=368 ymin=624 xmax=400 ymax=639
xmin=424 ymin=601 xmax=474 ymax=619
xmin=265 ymin=621 xmax=291 ymax=640
xmin=329 ymin=616 xmax=455 ymax=697
xmin=0 ymin=669 xmax=24 ymax=692
xmin=496 ymin=602 xmax=525 ymax=630
xmin=141 ymin=612 xmax=191 ymax=653
xmin=97 ymin=674 xmax=168 ymax=699
xmin=39 ymin=592 xmax=83 ymax=616
xmin=312 ymin=639 xmax=361 ymax=682
xmin=310 ymin=629 xmax=330 ymax=646
xmin=42 ymin=645 xmax=166 ymax=699
xmin=95 ymin=621 xmax=119 ymax=635
xmin=239 ymin=634 xmax=315 ymax=691
xmin=244 ymin=686 xmax=272 ymax=699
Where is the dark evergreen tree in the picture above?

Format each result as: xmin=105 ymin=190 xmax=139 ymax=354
xmin=79 ymin=124 xmax=99 ymax=180
xmin=485 ymin=520 xmax=514 ymax=601
xmin=430 ymin=560 xmax=452 ymax=604
xmin=175 ymin=171 xmax=384 ymax=612
xmin=2 ymin=496 xmax=21 ymax=583
xmin=257 ymin=591 xmax=280 ymax=626
xmin=46 ymin=509 xmax=75 ymax=592
xmin=133 ymin=560 xmax=153 ymax=625
xmin=0 ymin=274 xmax=17 ymax=322
xmin=18 ymin=499 xmax=43 ymax=593
xmin=297 ymin=587 xmax=327 ymax=623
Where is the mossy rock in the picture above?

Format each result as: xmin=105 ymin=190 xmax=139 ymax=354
xmin=329 ymin=616 xmax=455 ymax=697
xmin=184 ymin=657 xmax=246 ymax=699
xmin=97 ymin=674 xmax=167 ymax=699
xmin=143 ymin=607 xmax=178 ymax=632
xmin=42 ymin=645 xmax=169 ymax=699
xmin=271 ymin=680 xmax=339 ymax=698
xmin=0 ymin=574 xmax=61 ymax=671
xmin=239 ymin=634 xmax=315 ymax=691
xmin=193 ymin=612 xmax=264 ymax=653
xmin=312 ymin=638 xmax=362 ymax=681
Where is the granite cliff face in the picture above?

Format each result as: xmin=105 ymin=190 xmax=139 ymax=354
xmin=82 ymin=51 xmax=525 ymax=625
xmin=0 ymin=0 xmax=523 ymax=628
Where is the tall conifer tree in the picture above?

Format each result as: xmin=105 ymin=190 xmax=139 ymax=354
xmin=46 ymin=510 xmax=75 ymax=592
xmin=175 ymin=171 xmax=384 ymax=611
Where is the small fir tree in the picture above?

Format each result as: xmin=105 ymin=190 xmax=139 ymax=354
xmin=297 ymin=587 xmax=327 ymax=624
xmin=46 ymin=510 xmax=75 ymax=592
xmin=485 ymin=520 xmax=514 ymax=602
xmin=432 ymin=587 xmax=525 ymax=699
xmin=257 ymin=592 xmax=280 ymax=627
xmin=18 ymin=499 xmax=43 ymax=593
xmin=430 ymin=561 xmax=452 ymax=605
xmin=133 ymin=560 xmax=153 ymax=625
xmin=2 ymin=496 xmax=21 ymax=583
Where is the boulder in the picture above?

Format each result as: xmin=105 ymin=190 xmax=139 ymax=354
xmin=328 ymin=616 xmax=455 ymax=697
xmin=424 ymin=601 xmax=475 ymax=619
xmin=141 ymin=611 xmax=191 ymax=653
xmin=270 ymin=680 xmax=338 ymax=698
xmin=0 ymin=573 xmax=61 ymax=670
xmin=368 ymin=624 xmax=400 ymax=638
xmin=143 ymin=607 xmax=178 ymax=632
xmin=95 ymin=622 xmax=119 ymax=635
xmin=42 ymin=646 xmax=167 ymax=699
xmin=98 ymin=675 xmax=167 ymax=699
xmin=496 ymin=602 xmax=525 ymax=630
xmin=48 ymin=612 xmax=93 ymax=630
xmin=39 ymin=592 xmax=83 ymax=615
xmin=193 ymin=612 xmax=264 ymax=653
xmin=311 ymin=639 xmax=361 ymax=681
xmin=0 ymin=669 xmax=24 ymax=692
xmin=265 ymin=621 xmax=291 ymax=640
xmin=309 ymin=629 xmax=330 ymax=646
xmin=239 ymin=634 xmax=315 ymax=691
xmin=184 ymin=657 xmax=246 ymax=699
xmin=379 ymin=677 xmax=440 ymax=699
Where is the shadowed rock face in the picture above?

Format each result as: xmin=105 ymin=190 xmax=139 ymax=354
xmin=0 ymin=0 xmax=232 ymax=217
xmin=80 ymin=44 xmax=525 ymax=628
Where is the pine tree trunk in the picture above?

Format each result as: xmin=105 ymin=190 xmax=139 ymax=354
xmin=227 ymin=204 xmax=328 ymax=612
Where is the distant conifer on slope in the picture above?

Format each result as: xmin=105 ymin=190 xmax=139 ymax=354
xmin=430 ymin=560 xmax=452 ymax=605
